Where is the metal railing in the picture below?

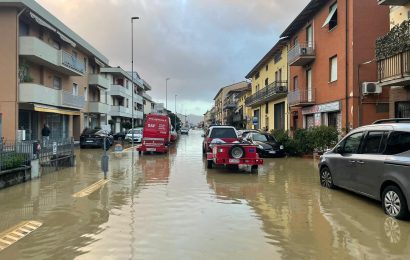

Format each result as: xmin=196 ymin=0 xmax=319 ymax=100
xmin=288 ymin=88 xmax=315 ymax=106
xmin=61 ymin=50 xmax=85 ymax=74
xmin=39 ymin=138 xmax=75 ymax=174
xmin=288 ymin=42 xmax=315 ymax=65
xmin=62 ymin=91 xmax=85 ymax=109
xmin=0 ymin=139 xmax=33 ymax=171
xmin=245 ymin=81 xmax=288 ymax=107
xmin=377 ymin=50 xmax=410 ymax=84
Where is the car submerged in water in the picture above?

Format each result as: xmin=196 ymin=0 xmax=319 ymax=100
xmin=125 ymin=128 xmax=143 ymax=143
xmin=80 ymin=129 xmax=113 ymax=149
xmin=243 ymin=132 xmax=285 ymax=157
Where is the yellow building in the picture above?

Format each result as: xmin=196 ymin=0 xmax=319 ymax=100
xmin=235 ymin=88 xmax=252 ymax=129
xmin=245 ymin=39 xmax=289 ymax=131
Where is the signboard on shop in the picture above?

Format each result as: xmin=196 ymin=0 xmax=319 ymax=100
xmin=302 ymin=101 xmax=341 ymax=115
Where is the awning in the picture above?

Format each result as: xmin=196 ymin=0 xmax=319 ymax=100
xmin=34 ymin=105 xmax=81 ymax=116
xmin=95 ymin=58 xmax=106 ymax=68
xmin=30 ymin=12 xmax=56 ymax=32
xmin=322 ymin=4 xmax=337 ymax=28
xmin=57 ymin=31 xmax=76 ymax=48
xmin=235 ymin=105 xmax=243 ymax=113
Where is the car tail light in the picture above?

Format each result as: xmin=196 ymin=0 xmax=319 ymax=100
xmin=218 ymin=148 xmax=224 ymax=153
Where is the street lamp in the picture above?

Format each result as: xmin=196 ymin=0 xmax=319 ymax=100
xmin=131 ymin=16 xmax=139 ymax=152
xmin=174 ymin=94 xmax=177 ymax=130
xmin=358 ymin=59 xmax=375 ymax=126
xmin=165 ymin=78 xmax=170 ymax=110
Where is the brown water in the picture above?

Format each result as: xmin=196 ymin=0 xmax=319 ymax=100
xmin=1 ymin=130 xmax=410 ymax=259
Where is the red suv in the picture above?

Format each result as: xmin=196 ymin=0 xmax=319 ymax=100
xmin=202 ymin=126 xmax=239 ymax=153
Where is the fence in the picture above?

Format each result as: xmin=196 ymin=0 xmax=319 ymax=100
xmin=39 ymin=138 xmax=75 ymax=174
xmin=0 ymin=139 xmax=33 ymax=171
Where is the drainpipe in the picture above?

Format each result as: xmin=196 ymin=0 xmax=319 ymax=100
xmin=345 ymin=0 xmax=349 ymax=133
xmin=16 ymin=7 xmax=27 ymax=139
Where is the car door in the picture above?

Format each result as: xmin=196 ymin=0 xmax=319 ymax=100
xmin=328 ymin=132 xmax=365 ymax=188
xmin=350 ymin=131 xmax=388 ymax=198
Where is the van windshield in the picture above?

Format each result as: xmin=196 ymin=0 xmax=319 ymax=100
xmin=129 ymin=129 xmax=142 ymax=134
xmin=210 ymin=128 xmax=237 ymax=138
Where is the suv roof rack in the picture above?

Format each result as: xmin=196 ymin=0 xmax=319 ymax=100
xmin=373 ymin=118 xmax=410 ymax=124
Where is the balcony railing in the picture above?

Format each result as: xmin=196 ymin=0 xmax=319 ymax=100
xmin=288 ymin=42 xmax=315 ymax=66
xmin=87 ymin=102 xmax=110 ymax=114
xmin=61 ymin=51 xmax=85 ymax=74
xmin=245 ymin=81 xmax=288 ymax=107
xmin=233 ymin=114 xmax=243 ymax=123
xmin=288 ymin=88 xmax=315 ymax=107
xmin=223 ymin=102 xmax=237 ymax=110
xmin=62 ymin=91 xmax=85 ymax=109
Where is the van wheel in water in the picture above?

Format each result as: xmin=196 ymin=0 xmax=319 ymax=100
xmin=382 ymin=186 xmax=409 ymax=220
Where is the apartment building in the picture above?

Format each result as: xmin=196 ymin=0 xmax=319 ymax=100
xmin=0 ymin=0 xmax=110 ymax=140
xmin=245 ymin=39 xmax=289 ymax=131
xmin=203 ymin=107 xmax=216 ymax=128
xmin=100 ymin=67 xmax=144 ymax=133
xmin=376 ymin=0 xmax=410 ymax=118
xmin=223 ymin=85 xmax=251 ymax=129
xmin=232 ymin=86 xmax=251 ymax=129
xmin=282 ymin=0 xmax=390 ymax=133
xmin=213 ymin=81 xmax=249 ymax=125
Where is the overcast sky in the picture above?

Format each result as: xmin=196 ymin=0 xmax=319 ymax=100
xmin=37 ymin=0 xmax=309 ymax=116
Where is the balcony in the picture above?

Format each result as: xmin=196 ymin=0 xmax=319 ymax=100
xmin=62 ymin=91 xmax=85 ymax=109
xmin=88 ymin=74 xmax=110 ymax=89
xmin=134 ymin=94 xmax=143 ymax=105
xmin=108 ymin=85 xmax=131 ymax=98
xmin=19 ymin=36 xmax=84 ymax=76
xmin=87 ymin=102 xmax=110 ymax=114
xmin=288 ymin=88 xmax=315 ymax=107
xmin=378 ymin=0 xmax=409 ymax=5
xmin=19 ymin=83 xmax=85 ymax=109
xmin=376 ymin=19 xmax=410 ymax=87
xmin=134 ymin=110 xmax=144 ymax=119
xmin=110 ymin=106 xmax=132 ymax=118
xmin=223 ymin=102 xmax=237 ymax=110
xmin=288 ymin=42 xmax=315 ymax=66
xmin=245 ymin=81 xmax=288 ymax=107
xmin=233 ymin=113 xmax=243 ymax=123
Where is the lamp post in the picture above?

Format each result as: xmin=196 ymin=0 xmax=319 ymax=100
xmin=358 ymin=59 xmax=375 ymax=126
xmin=131 ymin=16 xmax=139 ymax=153
xmin=174 ymin=94 xmax=177 ymax=131
xmin=165 ymin=78 xmax=170 ymax=110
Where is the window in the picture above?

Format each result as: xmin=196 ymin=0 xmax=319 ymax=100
xmin=323 ymin=2 xmax=338 ymax=30
xmin=19 ymin=21 xmax=29 ymax=36
xmin=210 ymin=128 xmax=237 ymax=138
xmin=255 ymin=72 xmax=260 ymax=80
xmin=265 ymin=78 xmax=269 ymax=86
xmin=84 ymin=58 xmax=87 ymax=72
xmin=293 ymin=76 xmax=299 ymax=91
xmin=265 ymin=64 xmax=268 ymax=71
xmin=293 ymin=36 xmax=298 ymax=47
xmin=265 ymin=103 xmax=269 ymax=114
xmin=84 ymin=87 xmax=88 ymax=101
xmin=395 ymin=102 xmax=410 ymax=118
xmin=72 ymin=51 xmax=78 ymax=59
xmin=53 ymin=76 xmax=62 ymax=90
xmin=51 ymin=39 xmax=61 ymax=50
xmin=342 ymin=132 xmax=364 ymax=154
xmin=362 ymin=131 xmax=388 ymax=154
xmin=330 ymin=56 xmax=337 ymax=82
xmin=273 ymin=52 xmax=282 ymax=63
xmin=255 ymin=84 xmax=259 ymax=92
xmin=72 ymin=83 xmax=79 ymax=96
xmin=385 ymin=132 xmax=410 ymax=155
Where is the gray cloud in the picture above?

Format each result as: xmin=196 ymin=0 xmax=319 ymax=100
xmin=37 ymin=0 xmax=309 ymax=115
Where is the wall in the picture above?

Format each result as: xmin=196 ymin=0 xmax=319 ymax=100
xmin=0 ymin=8 xmax=18 ymax=140
xmin=389 ymin=4 xmax=410 ymax=28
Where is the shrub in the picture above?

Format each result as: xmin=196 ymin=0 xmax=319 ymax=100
xmin=307 ymin=126 xmax=339 ymax=153
xmin=0 ymin=153 xmax=26 ymax=171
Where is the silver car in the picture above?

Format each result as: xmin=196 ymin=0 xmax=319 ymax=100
xmin=319 ymin=119 xmax=410 ymax=219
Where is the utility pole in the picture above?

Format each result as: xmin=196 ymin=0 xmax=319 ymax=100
xmin=174 ymin=94 xmax=177 ymax=130
xmin=131 ymin=16 xmax=139 ymax=155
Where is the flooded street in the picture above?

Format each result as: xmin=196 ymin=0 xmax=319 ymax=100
xmin=1 ymin=130 xmax=410 ymax=259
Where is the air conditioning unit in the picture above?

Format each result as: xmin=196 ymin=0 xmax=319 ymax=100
xmin=301 ymin=47 xmax=308 ymax=55
xmin=362 ymin=82 xmax=382 ymax=95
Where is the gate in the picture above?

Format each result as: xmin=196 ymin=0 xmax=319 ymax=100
xmin=39 ymin=138 xmax=75 ymax=174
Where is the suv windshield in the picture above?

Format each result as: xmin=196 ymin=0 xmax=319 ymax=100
xmin=210 ymin=128 xmax=237 ymax=138
xmin=129 ymin=129 xmax=142 ymax=135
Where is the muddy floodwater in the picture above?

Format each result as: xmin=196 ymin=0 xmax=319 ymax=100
xmin=1 ymin=130 xmax=410 ymax=259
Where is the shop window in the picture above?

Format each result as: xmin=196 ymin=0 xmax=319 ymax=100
xmin=329 ymin=56 xmax=338 ymax=82
xmin=328 ymin=112 xmax=338 ymax=128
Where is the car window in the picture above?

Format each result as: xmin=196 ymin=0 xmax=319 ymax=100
xmin=342 ymin=132 xmax=364 ymax=154
xmin=253 ymin=133 xmax=268 ymax=142
xmin=210 ymin=128 xmax=237 ymax=138
xmin=362 ymin=131 xmax=387 ymax=154
xmin=385 ymin=131 xmax=410 ymax=155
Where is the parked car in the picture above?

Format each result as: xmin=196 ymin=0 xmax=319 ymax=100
xmin=113 ymin=131 xmax=127 ymax=141
xmin=202 ymin=126 xmax=239 ymax=154
xmin=244 ymin=132 xmax=285 ymax=157
xmin=80 ymin=129 xmax=113 ymax=149
xmin=125 ymin=128 xmax=143 ymax=143
xmin=137 ymin=114 xmax=171 ymax=154
xmin=180 ymin=128 xmax=189 ymax=135
xmin=170 ymin=127 xmax=178 ymax=142
xmin=238 ymin=129 xmax=259 ymax=140
xmin=318 ymin=119 xmax=410 ymax=219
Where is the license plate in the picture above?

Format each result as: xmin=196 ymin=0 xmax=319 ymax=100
xmin=269 ymin=151 xmax=276 ymax=154
xmin=229 ymin=159 xmax=240 ymax=164
xmin=86 ymin=140 xmax=93 ymax=143
xmin=146 ymin=148 xmax=156 ymax=152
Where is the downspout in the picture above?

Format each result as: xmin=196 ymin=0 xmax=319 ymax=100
xmin=16 ymin=7 xmax=26 ymax=138
xmin=345 ymin=0 xmax=349 ymax=133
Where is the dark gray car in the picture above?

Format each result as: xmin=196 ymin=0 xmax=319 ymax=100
xmin=318 ymin=121 xmax=410 ymax=219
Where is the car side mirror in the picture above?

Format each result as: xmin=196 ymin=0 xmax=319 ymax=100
xmin=335 ymin=146 xmax=343 ymax=154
